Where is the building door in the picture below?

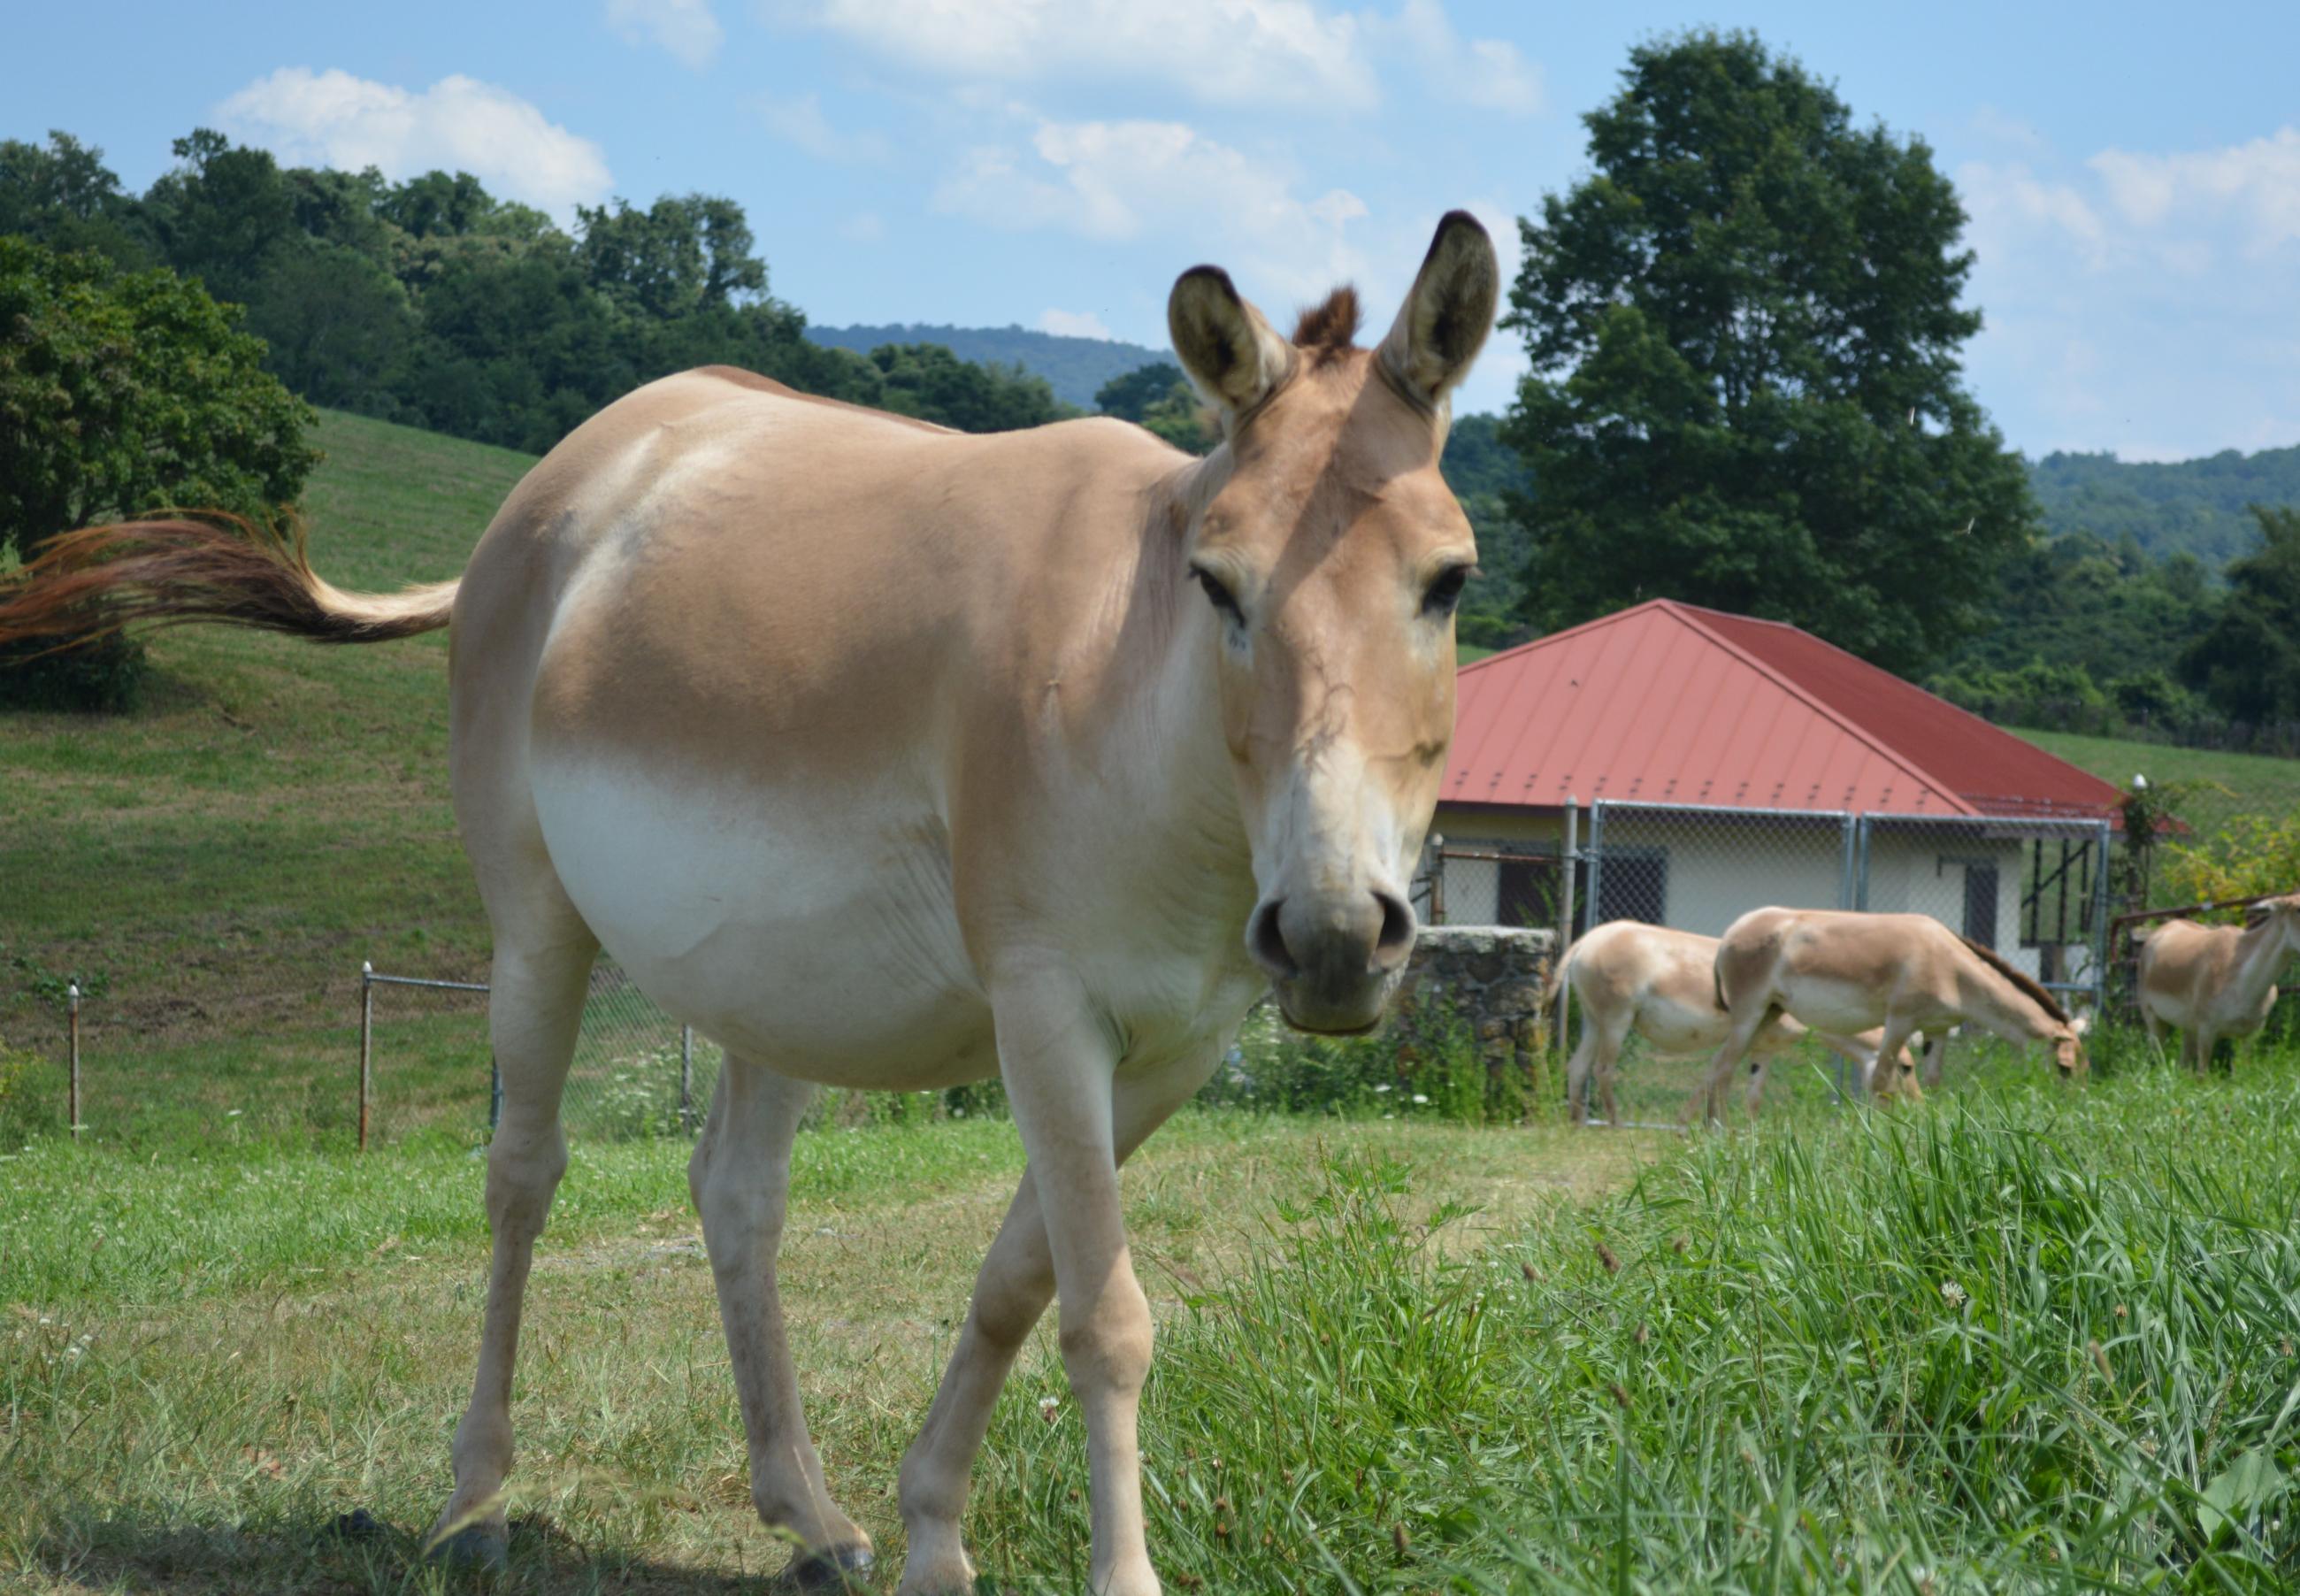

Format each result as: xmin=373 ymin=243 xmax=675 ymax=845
xmin=1961 ymin=862 xmax=1999 ymax=948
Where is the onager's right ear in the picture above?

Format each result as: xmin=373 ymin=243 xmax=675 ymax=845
xmin=1169 ymin=266 xmax=1292 ymax=430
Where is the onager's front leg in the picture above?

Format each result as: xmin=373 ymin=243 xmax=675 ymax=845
xmin=898 ymin=1046 xmax=1214 ymax=1594
xmin=950 ymin=970 xmax=1161 ymax=1596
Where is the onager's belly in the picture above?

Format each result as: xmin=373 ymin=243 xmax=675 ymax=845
xmin=533 ymin=757 xmax=996 ymax=1086
xmin=1775 ymin=973 xmax=1890 ymax=1037
xmin=1633 ymin=996 xmax=1732 ymax=1059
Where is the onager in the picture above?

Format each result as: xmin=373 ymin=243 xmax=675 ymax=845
xmin=1695 ymin=907 xmax=2086 ymax=1124
xmin=1550 ymin=920 xmax=1915 ymax=1124
xmin=2135 ymin=894 xmax=2300 ymax=1070
xmin=0 ymin=215 xmax=1500 ymax=1595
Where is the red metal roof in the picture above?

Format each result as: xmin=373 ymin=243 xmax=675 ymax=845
xmin=1445 ymin=599 xmax=2126 ymax=818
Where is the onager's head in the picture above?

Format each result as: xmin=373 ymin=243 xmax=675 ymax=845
xmin=1166 ymin=211 xmax=1499 ymax=1032
xmin=2244 ymin=894 xmax=2300 ymax=957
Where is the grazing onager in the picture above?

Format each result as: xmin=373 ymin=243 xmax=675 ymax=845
xmin=1550 ymin=920 xmax=1915 ymax=1124
xmin=2136 ymin=894 xmax=2300 ymax=1070
xmin=0 ymin=214 xmax=1500 ymax=1596
xmin=1695 ymin=908 xmax=2086 ymax=1124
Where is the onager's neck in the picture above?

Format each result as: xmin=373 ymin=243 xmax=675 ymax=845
xmin=2230 ymin=917 xmax=2296 ymax=1005
xmin=1966 ymin=957 xmax=2066 ymax=1044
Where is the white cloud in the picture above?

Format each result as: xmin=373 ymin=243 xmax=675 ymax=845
xmin=607 ymin=0 xmax=724 ymax=69
xmin=933 ymin=117 xmax=1370 ymax=305
xmin=1374 ymin=0 xmax=1540 ymax=115
xmin=756 ymin=91 xmax=891 ymax=164
xmin=2089 ymin=126 xmax=2300 ymax=257
xmin=1038 ymin=308 xmax=1116 ymax=340
xmin=216 ymin=67 xmax=611 ymax=222
xmin=1959 ymin=160 xmax=2111 ymax=268
xmin=771 ymin=0 xmax=1380 ymax=108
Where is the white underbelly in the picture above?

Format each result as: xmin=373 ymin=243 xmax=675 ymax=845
xmin=1775 ymin=974 xmax=1890 ymax=1037
xmin=533 ymin=755 xmax=994 ymax=1086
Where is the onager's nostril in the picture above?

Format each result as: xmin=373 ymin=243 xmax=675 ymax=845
xmin=1371 ymin=891 xmax=1415 ymax=970
xmin=1247 ymin=900 xmax=1298 ymax=979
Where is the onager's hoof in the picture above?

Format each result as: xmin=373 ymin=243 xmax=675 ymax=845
xmin=427 ymin=1522 xmax=510 ymax=1573
xmin=775 ymin=1542 xmax=876 ymax=1592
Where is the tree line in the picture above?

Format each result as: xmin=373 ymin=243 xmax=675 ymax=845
xmin=0 ymin=127 xmax=1070 ymax=457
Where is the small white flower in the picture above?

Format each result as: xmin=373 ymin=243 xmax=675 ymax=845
xmin=1411 ymin=1093 xmax=1430 ymax=1105
xmin=1373 ymin=1085 xmax=1392 ymax=1093
xmin=226 ymin=1109 xmax=242 ymax=1118
xmin=1037 ymin=1395 xmax=1061 ymax=1423
xmin=1940 ymin=1280 xmax=1967 ymax=1309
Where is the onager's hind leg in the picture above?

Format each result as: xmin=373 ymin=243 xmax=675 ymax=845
xmin=898 ymin=1042 xmax=1215 ymax=1595
xmin=1566 ymin=1011 xmax=1626 ymax=1126
xmin=691 ymin=1057 xmax=871 ymax=1586
xmin=1688 ymin=1005 xmax=1773 ymax=1126
xmin=429 ymin=914 xmax=598 ymax=1567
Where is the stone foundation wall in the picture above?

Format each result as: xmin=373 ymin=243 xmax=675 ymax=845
xmin=1392 ymin=925 xmax=1558 ymax=1076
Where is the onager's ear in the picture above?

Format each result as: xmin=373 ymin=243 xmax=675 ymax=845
xmin=1169 ymin=266 xmax=1292 ymax=428
xmin=1377 ymin=210 xmax=1500 ymax=411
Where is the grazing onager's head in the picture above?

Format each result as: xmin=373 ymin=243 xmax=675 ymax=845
xmin=1166 ymin=211 xmax=1499 ymax=1032
xmin=2244 ymin=894 xmax=2300 ymax=956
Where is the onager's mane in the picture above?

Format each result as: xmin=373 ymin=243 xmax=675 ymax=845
xmin=1292 ymin=286 xmax=1361 ymax=363
xmin=1959 ymin=935 xmax=2070 ymax=1024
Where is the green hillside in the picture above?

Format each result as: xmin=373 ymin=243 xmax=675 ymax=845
xmin=2029 ymin=444 xmax=2300 ymax=568
xmin=2016 ymin=725 xmax=2300 ymax=814
xmin=3 ymin=410 xmax=527 ymax=1044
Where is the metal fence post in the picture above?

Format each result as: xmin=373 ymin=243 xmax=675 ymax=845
xmin=1553 ymin=799 xmax=1578 ymax=1061
xmin=679 ymin=1024 xmax=695 ymax=1133
xmin=1584 ymin=802 xmax=1606 ymax=927
xmin=1853 ymin=816 xmax=1874 ymax=910
xmin=67 ymin=981 xmax=80 ymax=1139
xmin=1838 ymin=814 xmax=1859 ymax=910
xmin=2090 ymin=817 xmax=2113 ymax=1013
xmin=1428 ymin=832 xmax=1446 ymax=925
xmin=357 ymin=962 xmax=373 ymax=1153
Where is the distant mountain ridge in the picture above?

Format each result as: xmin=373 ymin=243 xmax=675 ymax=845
xmin=2028 ymin=444 xmax=2300 ymax=569
xmin=805 ymin=323 xmax=1165 ymax=408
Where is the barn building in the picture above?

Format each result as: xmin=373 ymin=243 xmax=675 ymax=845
xmin=1428 ymin=600 xmax=2128 ymax=991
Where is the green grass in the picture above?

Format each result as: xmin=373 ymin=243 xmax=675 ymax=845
xmin=2018 ymin=725 xmax=2300 ymax=814
xmin=4 ymin=1047 xmax=2296 ymax=1592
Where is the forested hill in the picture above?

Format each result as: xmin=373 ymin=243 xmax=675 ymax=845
xmin=806 ymin=323 xmax=1164 ymax=407
xmin=2029 ymin=445 xmax=2300 ymax=568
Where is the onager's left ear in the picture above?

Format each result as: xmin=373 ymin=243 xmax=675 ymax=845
xmin=1378 ymin=210 xmax=1500 ymax=411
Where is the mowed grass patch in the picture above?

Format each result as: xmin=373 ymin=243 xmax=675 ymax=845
xmin=0 ymin=1114 xmax=1643 ymax=1593
xmin=2017 ymin=725 xmax=2300 ymax=814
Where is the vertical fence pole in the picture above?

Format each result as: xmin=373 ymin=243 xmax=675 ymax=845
xmin=1838 ymin=814 xmax=1859 ymax=910
xmin=2090 ymin=817 xmax=2113 ymax=1014
xmin=1584 ymin=802 xmax=1606 ymax=928
xmin=357 ymin=961 xmax=373 ymax=1153
xmin=67 ymin=981 xmax=80 ymax=1139
xmin=679 ymin=1024 xmax=695 ymax=1133
xmin=1854 ymin=817 xmax=1874 ymax=911
xmin=1428 ymin=833 xmax=1446 ymax=926
xmin=1554 ymin=799 xmax=1578 ymax=1063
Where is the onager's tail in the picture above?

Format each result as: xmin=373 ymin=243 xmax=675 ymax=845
xmin=1541 ymin=940 xmax=1575 ymax=1019
xmin=0 ymin=513 xmax=458 ymax=652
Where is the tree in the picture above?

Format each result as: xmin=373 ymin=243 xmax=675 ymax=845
xmin=1501 ymin=30 xmax=2036 ymax=674
xmin=2183 ymin=505 xmax=2300 ymax=728
xmin=870 ymin=343 xmax=1070 ymax=433
xmin=1094 ymin=360 xmax=1211 ymax=453
xmin=0 ymin=130 xmax=150 ymax=266
xmin=0 ymin=237 xmax=317 ymax=709
xmin=141 ymin=129 xmax=295 ymax=304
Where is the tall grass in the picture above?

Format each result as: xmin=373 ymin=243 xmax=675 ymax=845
xmin=971 ymin=1061 xmax=2300 ymax=1591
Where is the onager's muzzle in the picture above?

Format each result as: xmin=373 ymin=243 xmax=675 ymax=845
xmin=1247 ymin=886 xmax=1416 ymax=1033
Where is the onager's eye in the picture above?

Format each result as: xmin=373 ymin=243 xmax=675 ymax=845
xmin=1189 ymin=564 xmax=1246 ymax=629
xmin=1421 ymin=564 xmax=1476 ymax=618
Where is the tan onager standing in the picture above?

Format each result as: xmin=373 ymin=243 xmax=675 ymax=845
xmin=1549 ymin=920 xmax=1916 ymax=1124
xmin=0 ymin=215 xmax=1500 ymax=1595
xmin=2136 ymin=895 xmax=2300 ymax=1070
xmin=1695 ymin=907 xmax=2086 ymax=1124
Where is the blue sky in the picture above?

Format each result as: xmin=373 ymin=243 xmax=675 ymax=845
xmin=15 ymin=1 xmax=2299 ymax=459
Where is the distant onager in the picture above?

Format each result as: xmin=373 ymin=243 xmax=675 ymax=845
xmin=1549 ymin=920 xmax=1920 ymax=1124
xmin=2136 ymin=894 xmax=2300 ymax=1070
xmin=1696 ymin=908 xmax=2086 ymax=1124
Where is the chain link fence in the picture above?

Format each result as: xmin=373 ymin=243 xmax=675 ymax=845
xmin=358 ymin=960 xmax=723 ymax=1147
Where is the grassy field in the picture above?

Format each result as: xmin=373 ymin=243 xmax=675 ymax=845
xmin=2019 ymin=725 xmax=2300 ymax=815
xmin=4 ymin=1048 xmax=2296 ymax=1592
